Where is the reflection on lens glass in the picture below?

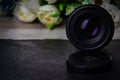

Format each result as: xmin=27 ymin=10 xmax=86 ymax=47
xmin=79 ymin=15 xmax=100 ymax=38
xmin=81 ymin=19 xmax=89 ymax=30
xmin=92 ymin=27 xmax=98 ymax=36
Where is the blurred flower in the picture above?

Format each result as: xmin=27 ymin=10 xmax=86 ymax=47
xmin=45 ymin=0 xmax=57 ymax=4
xmin=90 ymin=0 xmax=110 ymax=5
xmin=22 ymin=0 xmax=40 ymax=12
xmin=102 ymin=3 xmax=120 ymax=28
xmin=37 ymin=5 xmax=62 ymax=29
xmin=14 ymin=3 xmax=36 ymax=22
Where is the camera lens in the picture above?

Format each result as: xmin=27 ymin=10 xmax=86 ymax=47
xmin=66 ymin=5 xmax=114 ymax=51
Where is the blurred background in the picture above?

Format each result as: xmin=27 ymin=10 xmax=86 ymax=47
xmin=0 ymin=0 xmax=120 ymax=40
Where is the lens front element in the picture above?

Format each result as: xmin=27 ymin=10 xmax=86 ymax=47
xmin=66 ymin=5 xmax=114 ymax=51
xmin=78 ymin=13 xmax=100 ymax=38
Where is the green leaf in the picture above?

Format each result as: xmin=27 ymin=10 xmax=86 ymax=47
xmin=46 ymin=24 xmax=55 ymax=30
xmin=59 ymin=4 xmax=66 ymax=11
xmin=49 ymin=12 xmax=60 ymax=17
xmin=65 ymin=3 xmax=81 ymax=15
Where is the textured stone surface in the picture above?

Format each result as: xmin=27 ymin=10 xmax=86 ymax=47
xmin=0 ymin=40 xmax=120 ymax=80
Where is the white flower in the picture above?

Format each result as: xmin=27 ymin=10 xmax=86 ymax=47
xmin=14 ymin=3 xmax=36 ymax=22
xmin=102 ymin=3 xmax=120 ymax=28
xmin=45 ymin=0 xmax=57 ymax=4
xmin=37 ymin=5 xmax=61 ymax=25
xmin=90 ymin=0 xmax=110 ymax=5
xmin=22 ymin=0 xmax=40 ymax=12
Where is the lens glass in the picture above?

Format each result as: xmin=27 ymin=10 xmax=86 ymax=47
xmin=81 ymin=19 xmax=99 ymax=37
xmin=76 ymin=13 xmax=101 ymax=39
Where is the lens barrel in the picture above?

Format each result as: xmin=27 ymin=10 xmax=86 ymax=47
xmin=66 ymin=5 xmax=115 ymax=51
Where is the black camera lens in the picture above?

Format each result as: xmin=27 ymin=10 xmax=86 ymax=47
xmin=66 ymin=5 xmax=114 ymax=51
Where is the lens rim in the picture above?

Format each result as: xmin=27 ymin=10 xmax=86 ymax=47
xmin=66 ymin=5 xmax=114 ymax=51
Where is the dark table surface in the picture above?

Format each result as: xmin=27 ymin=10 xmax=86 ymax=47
xmin=0 ymin=40 xmax=120 ymax=80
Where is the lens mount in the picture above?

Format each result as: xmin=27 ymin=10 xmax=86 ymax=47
xmin=66 ymin=5 xmax=115 ymax=51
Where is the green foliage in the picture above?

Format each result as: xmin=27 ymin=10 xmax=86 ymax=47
xmin=49 ymin=12 xmax=60 ymax=17
xmin=47 ymin=24 xmax=55 ymax=30
xmin=65 ymin=3 xmax=81 ymax=15
xmin=111 ymin=0 xmax=120 ymax=9
xmin=39 ymin=0 xmax=47 ymax=5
